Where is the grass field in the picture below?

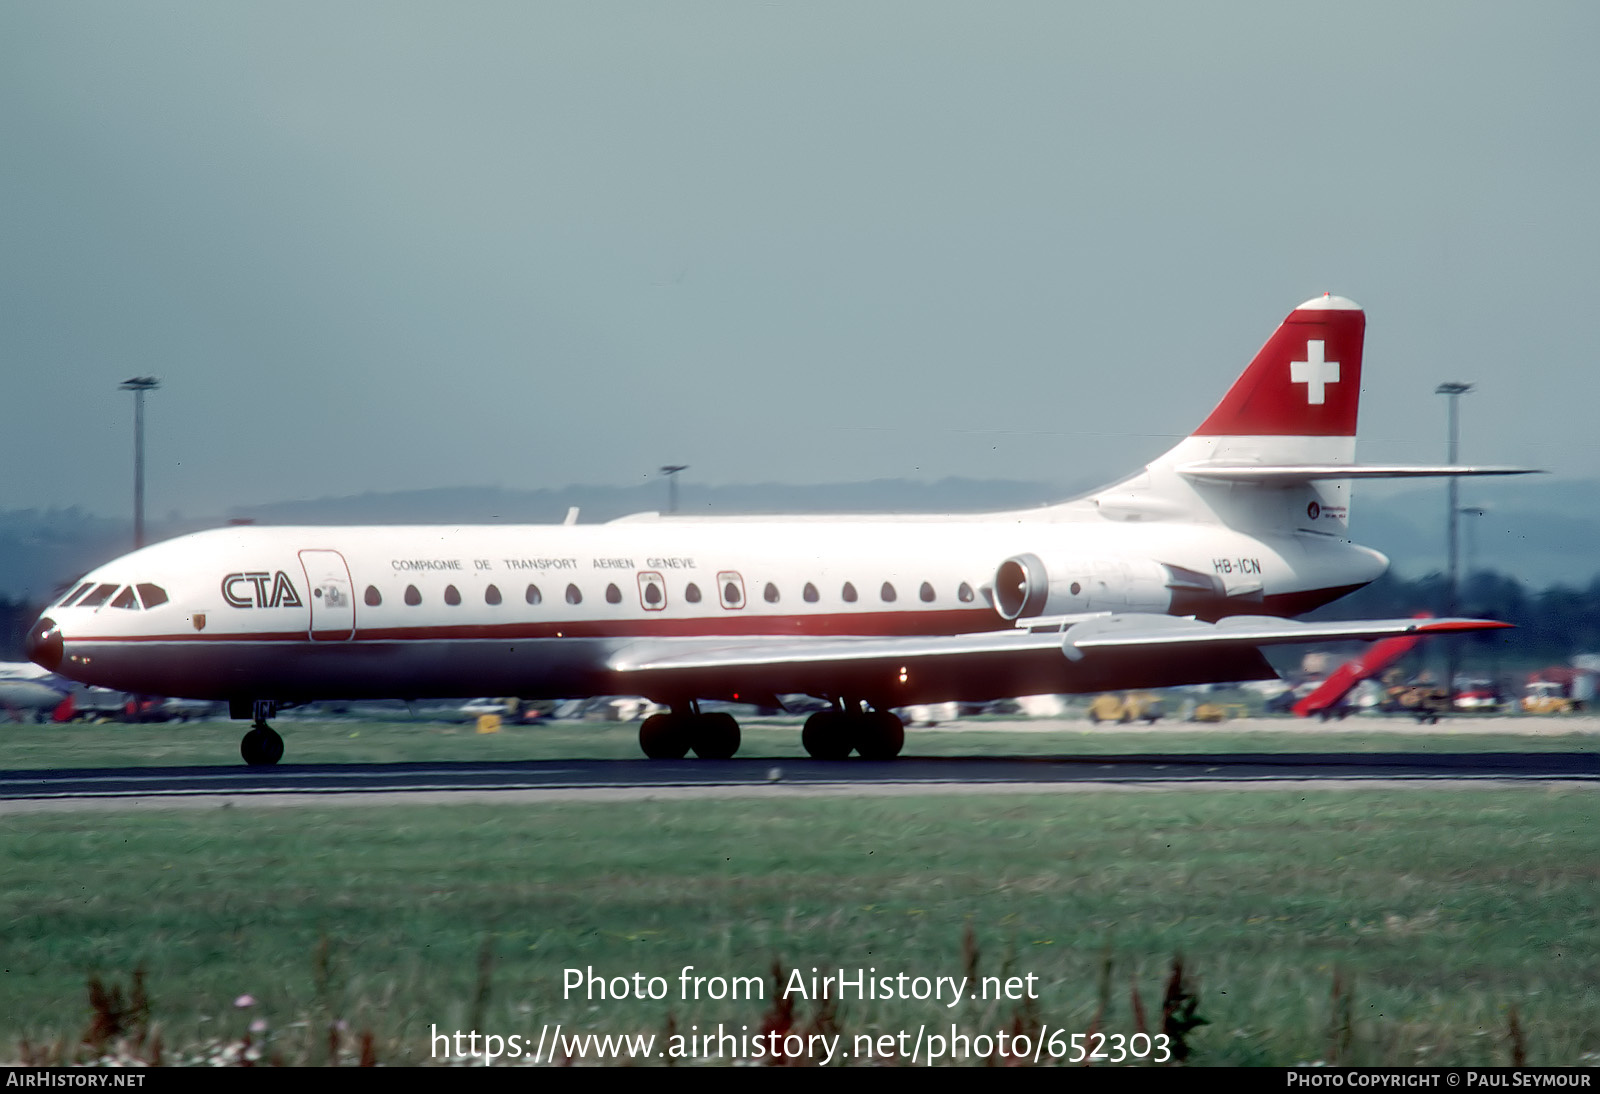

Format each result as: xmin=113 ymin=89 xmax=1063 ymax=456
xmin=3 ymin=780 xmax=1597 ymax=1066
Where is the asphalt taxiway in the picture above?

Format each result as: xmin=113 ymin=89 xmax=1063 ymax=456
xmin=2 ymin=749 xmax=1596 ymax=807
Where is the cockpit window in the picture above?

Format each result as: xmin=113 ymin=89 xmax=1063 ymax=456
xmin=58 ymin=582 xmax=94 ymax=607
xmin=136 ymin=583 xmax=169 ymax=608
xmin=110 ymin=587 xmax=139 ymax=610
xmin=78 ymin=584 xmax=118 ymax=609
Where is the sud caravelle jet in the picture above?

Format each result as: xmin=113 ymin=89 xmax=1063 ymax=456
xmin=0 ymin=661 xmax=73 ymax=722
xmin=27 ymin=295 xmax=1532 ymax=766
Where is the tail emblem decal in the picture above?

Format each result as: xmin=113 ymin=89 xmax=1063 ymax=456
xmin=1290 ymin=340 xmax=1340 ymax=405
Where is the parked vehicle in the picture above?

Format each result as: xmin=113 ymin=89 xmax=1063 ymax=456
xmin=1087 ymin=692 xmax=1164 ymax=724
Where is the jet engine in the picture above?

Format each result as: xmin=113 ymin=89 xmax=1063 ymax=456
xmin=992 ymin=553 xmax=1179 ymax=620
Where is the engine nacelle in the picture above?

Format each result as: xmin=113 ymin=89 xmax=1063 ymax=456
xmin=993 ymin=553 xmax=1173 ymax=620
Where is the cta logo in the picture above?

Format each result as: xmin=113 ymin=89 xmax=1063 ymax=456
xmin=222 ymin=571 xmax=304 ymax=609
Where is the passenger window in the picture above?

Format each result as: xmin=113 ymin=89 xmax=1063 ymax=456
xmin=445 ymin=585 xmax=461 ymax=606
xmin=606 ymin=583 xmax=622 ymax=604
xmin=803 ymin=582 xmax=819 ymax=603
xmin=685 ymin=583 xmax=702 ymax=603
xmin=79 ymin=584 xmax=117 ymax=609
xmin=958 ymin=582 xmax=975 ymax=603
xmin=136 ymin=583 xmax=169 ymax=608
xmin=111 ymin=587 xmax=139 ymax=610
xmin=364 ymin=586 xmax=382 ymax=607
xmin=920 ymin=581 xmax=935 ymax=603
xmin=485 ymin=584 xmax=502 ymax=606
xmin=764 ymin=582 xmax=780 ymax=603
xmin=526 ymin=584 xmax=542 ymax=605
xmin=717 ymin=571 xmax=745 ymax=610
xmin=638 ymin=573 xmax=666 ymax=610
xmin=566 ymin=584 xmax=582 ymax=605
xmin=841 ymin=582 xmax=858 ymax=603
xmin=405 ymin=585 xmax=422 ymax=606
xmin=58 ymin=582 xmax=94 ymax=607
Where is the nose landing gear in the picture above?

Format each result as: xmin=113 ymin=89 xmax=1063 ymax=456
xmin=239 ymin=700 xmax=284 ymax=766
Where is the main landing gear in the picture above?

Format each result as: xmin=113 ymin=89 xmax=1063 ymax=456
xmin=637 ymin=700 xmax=906 ymax=761
xmin=802 ymin=701 xmax=905 ymax=761
xmin=638 ymin=702 xmax=742 ymax=760
xmin=239 ymin=700 xmax=284 ymax=767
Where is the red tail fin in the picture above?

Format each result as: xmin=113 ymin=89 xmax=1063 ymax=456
xmin=1194 ymin=295 xmax=1365 ymax=438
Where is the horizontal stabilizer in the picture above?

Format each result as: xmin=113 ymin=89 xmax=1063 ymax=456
xmin=1177 ymin=463 xmax=1540 ymax=484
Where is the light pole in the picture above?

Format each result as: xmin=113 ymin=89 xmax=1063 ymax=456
xmin=1435 ymin=381 xmax=1472 ymax=700
xmin=120 ymin=377 xmax=160 ymax=549
xmin=660 ymin=465 xmax=688 ymax=515
xmin=1459 ymin=506 xmax=1486 ymax=582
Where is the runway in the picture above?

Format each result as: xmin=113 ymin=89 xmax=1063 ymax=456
xmin=3 ymin=750 xmax=1596 ymax=804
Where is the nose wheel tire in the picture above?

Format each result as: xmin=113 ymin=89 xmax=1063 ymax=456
xmin=241 ymin=725 xmax=284 ymax=766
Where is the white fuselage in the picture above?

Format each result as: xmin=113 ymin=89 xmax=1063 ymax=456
xmin=34 ymin=509 xmax=1385 ymax=706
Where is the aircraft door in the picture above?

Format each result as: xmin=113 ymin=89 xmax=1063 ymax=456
xmin=299 ymin=549 xmax=356 ymax=641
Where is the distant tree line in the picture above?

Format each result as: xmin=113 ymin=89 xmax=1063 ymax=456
xmin=1311 ymin=570 xmax=1600 ymax=664
xmin=1 ymin=596 xmax=36 ymax=661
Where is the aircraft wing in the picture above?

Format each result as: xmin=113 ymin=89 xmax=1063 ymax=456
xmin=607 ymin=614 xmax=1509 ymax=703
xmin=611 ymin=614 xmax=1506 ymax=672
xmin=1054 ymin=613 xmax=1505 ymax=655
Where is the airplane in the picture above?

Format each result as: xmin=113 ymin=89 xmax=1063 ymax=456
xmin=0 ymin=660 xmax=74 ymax=722
xmin=26 ymin=294 xmax=1535 ymax=766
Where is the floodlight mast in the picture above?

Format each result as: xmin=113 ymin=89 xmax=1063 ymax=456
xmin=120 ymin=377 xmax=160 ymax=549
xmin=1435 ymin=381 xmax=1473 ymax=702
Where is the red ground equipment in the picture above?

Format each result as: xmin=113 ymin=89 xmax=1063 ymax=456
xmin=1292 ymin=614 xmax=1430 ymax=719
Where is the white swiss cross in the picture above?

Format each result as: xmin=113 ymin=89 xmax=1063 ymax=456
xmin=1290 ymin=340 xmax=1339 ymax=405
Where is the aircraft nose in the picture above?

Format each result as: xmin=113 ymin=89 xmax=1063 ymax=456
xmin=27 ymin=617 xmax=63 ymax=672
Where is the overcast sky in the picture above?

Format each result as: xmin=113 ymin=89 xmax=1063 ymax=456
xmin=3 ymin=2 xmax=1596 ymax=520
